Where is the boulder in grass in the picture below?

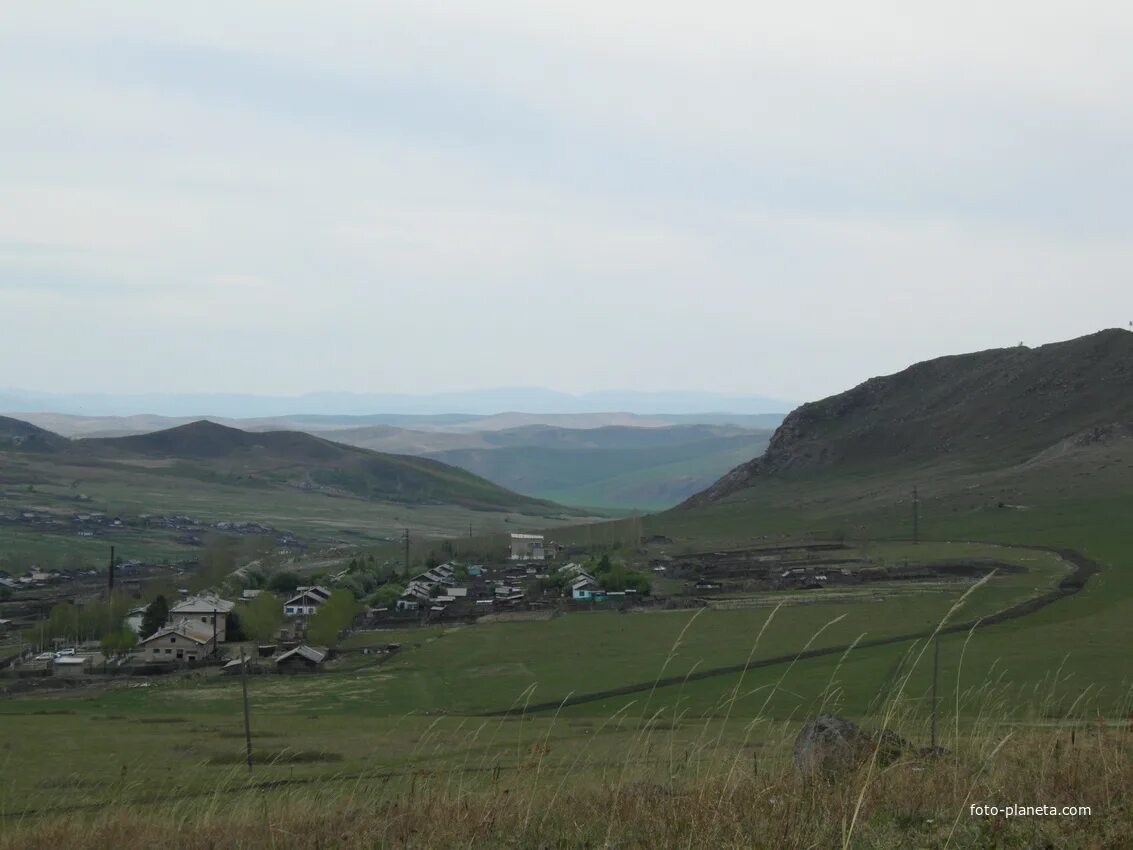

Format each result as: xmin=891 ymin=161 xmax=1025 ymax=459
xmin=792 ymin=715 xmax=916 ymax=775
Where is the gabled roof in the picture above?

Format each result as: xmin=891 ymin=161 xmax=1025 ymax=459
xmin=296 ymin=585 xmax=332 ymax=600
xmin=171 ymin=596 xmax=235 ymax=615
xmin=138 ymin=621 xmax=213 ymax=646
xmin=284 ymin=587 xmax=331 ymax=606
xmin=276 ymin=644 xmax=327 ymax=665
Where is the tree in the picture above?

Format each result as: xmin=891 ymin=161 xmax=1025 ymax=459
xmin=368 ymin=583 xmax=404 ymax=608
xmin=192 ymin=535 xmax=239 ymax=591
xmin=140 ymin=595 xmax=170 ymax=639
xmin=306 ymin=590 xmax=361 ymax=648
xmin=242 ymin=592 xmax=283 ymax=642
xmin=47 ymin=602 xmax=77 ymax=643
xmin=268 ymin=571 xmax=301 ymax=594
xmin=101 ymin=628 xmax=137 ymax=658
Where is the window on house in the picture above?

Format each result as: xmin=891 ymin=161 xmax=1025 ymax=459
xmin=201 ymin=617 xmax=207 ymax=623
xmin=176 ymin=650 xmax=183 ymax=659
xmin=170 ymin=637 xmax=176 ymax=643
xmin=165 ymin=648 xmax=172 ymax=654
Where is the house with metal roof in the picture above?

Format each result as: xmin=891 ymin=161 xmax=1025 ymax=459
xmin=169 ymin=596 xmax=235 ymax=642
xmin=283 ymin=586 xmax=332 ymax=617
xmin=138 ymin=621 xmax=214 ymax=662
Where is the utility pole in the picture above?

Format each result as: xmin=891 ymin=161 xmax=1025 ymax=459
xmin=912 ymin=485 xmax=920 ymax=545
xmin=107 ymin=545 xmax=115 ymax=595
xmin=404 ymin=528 xmax=410 ymax=577
xmin=930 ymin=634 xmax=940 ymax=749
xmin=240 ymin=647 xmax=254 ymax=774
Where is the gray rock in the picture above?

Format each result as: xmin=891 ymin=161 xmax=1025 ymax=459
xmin=792 ymin=715 xmax=917 ymax=775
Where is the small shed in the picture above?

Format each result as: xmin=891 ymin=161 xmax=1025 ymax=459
xmin=53 ymin=656 xmax=90 ymax=677
xmin=275 ymin=644 xmax=327 ymax=673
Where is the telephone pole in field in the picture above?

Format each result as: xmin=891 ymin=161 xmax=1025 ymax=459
xmin=403 ymin=528 xmax=410 ymax=577
xmin=240 ymin=647 xmax=253 ymax=774
xmin=912 ymin=485 xmax=920 ymax=545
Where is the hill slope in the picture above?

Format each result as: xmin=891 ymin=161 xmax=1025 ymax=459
xmin=0 ymin=415 xmax=66 ymax=451
xmin=683 ymin=329 xmax=1133 ymax=508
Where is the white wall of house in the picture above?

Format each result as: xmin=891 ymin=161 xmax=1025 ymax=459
xmin=143 ymin=632 xmax=210 ymax=662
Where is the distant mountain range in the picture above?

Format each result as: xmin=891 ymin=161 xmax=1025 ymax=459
xmin=682 ymin=329 xmax=1133 ymax=512
xmin=10 ymin=411 xmax=785 ymax=439
xmin=0 ymin=388 xmax=791 ymax=418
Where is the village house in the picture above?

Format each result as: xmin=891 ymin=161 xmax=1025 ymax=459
xmin=169 ymin=596 xmax=235 ymax=642
xmin=509 ymin=533 xmax=545 ymax=560
xmin=396 ymin=563 xmax=459 ymax=611
xmin=283 ymin=586 xmax=331 ymax=617
xmin=571 ymin=576 xmax=601 ymax=601
xmin=137 ymin=621 xmax=214 ymax=662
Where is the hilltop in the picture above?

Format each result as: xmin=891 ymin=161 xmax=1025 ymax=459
xmin=683 ymin=329 xmax=1133 ymax=508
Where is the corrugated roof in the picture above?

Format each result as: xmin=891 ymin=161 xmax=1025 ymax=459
xmin=171 ymin=596 xmax=235 ymax=614
xmin=138 ymin=621 xmax=213 ymax=646
xmin=276 ymin=644 xmax=327 ymax=665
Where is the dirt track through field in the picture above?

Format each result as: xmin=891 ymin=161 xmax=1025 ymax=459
xmin=480 ymin=544 xmax=1099 ymax=717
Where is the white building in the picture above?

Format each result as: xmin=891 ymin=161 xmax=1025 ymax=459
xmin=509 ymin=534 xmax=545 ymax=561
xmin=169 ymin=596 xmax=235 ymax=643
xmin=137 ymin=621 xmax=214 ymax=662
xmin=284 ymin=586 xmax=332 ymax=617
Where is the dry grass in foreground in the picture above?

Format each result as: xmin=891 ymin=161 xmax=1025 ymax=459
xmin=3 ymin=722 xmax=1131 ymax=850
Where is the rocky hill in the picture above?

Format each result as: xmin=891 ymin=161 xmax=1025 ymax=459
xmin=683 ymin=329 xmax=1133 ymax=507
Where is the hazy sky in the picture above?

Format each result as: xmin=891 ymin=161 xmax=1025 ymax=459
xmin=3 ymin=2 xmax=1131 ymax=402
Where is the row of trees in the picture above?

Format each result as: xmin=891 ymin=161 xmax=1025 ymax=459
xmin=42 ymin=594 xmax=135 ymax=646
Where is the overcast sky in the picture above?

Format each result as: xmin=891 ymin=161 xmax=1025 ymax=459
xmin=2 ymin=2 xmax=1131 ymax=403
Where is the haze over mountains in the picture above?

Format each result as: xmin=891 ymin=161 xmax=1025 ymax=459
xmin=682 ymin=329 xmax=1133 ymax=512
xmin=0 ymin=388 xmax=790 ymax=419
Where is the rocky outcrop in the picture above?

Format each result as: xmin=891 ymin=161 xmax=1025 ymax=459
xmin=681 ymin=329 xmax=1133 ymax=508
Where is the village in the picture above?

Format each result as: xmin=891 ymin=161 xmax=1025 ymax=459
xmin=1 ymin=530 xmax=1003 ymax=692
xmin=0 ymin=533 xmax=660 ymax=685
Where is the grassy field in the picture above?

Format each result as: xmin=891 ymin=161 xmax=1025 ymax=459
xmin=0 ymin=542 xmax=1097 ymax=803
